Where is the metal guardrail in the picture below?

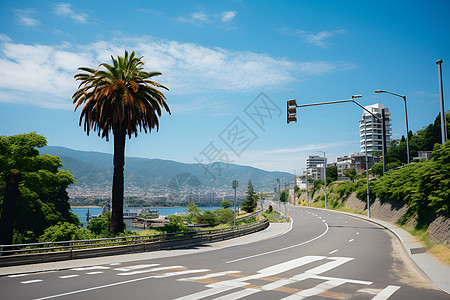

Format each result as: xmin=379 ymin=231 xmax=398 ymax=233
xmin=0 ymin=218 xmax=269 ymax=267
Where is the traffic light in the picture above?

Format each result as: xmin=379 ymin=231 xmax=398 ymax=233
xmin=287 ymin=99 xmax=297 ymax=124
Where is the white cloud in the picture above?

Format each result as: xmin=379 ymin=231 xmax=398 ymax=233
xmin=0 ymin=36 xmax=353 ymax=109
xmin=221 ymin=11 xmax=237 ymax=22
xmin=15 ymin=9 xmax=40 ymax=27
xmin=278 ymin=27 xmax=346 ymax=48
xmin=236 ymin=141 xmax=356 ymax=172
xmin=54 ymin=3 xmax=89 ymax=23
xmin=176 ymin=10 xmax=237 ymax=27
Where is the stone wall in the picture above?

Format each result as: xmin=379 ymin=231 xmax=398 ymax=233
xmin=428 ymin=215 xmax=450 ymax=246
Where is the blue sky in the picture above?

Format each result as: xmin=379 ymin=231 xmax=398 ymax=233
xmin=0 ymin=0 xmax=449 ymax=173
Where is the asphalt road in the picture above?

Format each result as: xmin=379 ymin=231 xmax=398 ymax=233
xmin=1 ymin=206 xmax=448 ymax=299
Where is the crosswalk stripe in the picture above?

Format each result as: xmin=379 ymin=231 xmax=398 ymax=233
xmin=113 ymin=264 xmax=159 ymax=272
xmin=372 ymin=285 xmax=401 ymax=300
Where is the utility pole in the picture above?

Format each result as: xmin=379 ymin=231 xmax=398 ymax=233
xmin=437 ymin=59 xmax=447 ymax=144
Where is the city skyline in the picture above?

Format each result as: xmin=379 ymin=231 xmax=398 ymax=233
xmin=0 ymin=0 xmax=449 ymax=173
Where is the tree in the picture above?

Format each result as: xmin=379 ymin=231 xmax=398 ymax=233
xmin=280 ymin=190 xmax=288 ymax=203
xmin=220 ymin=199 xmax=233 ymax=209
xmin=73 ymin=51 xmax=170 ymax=235
xmin=344 ymin=168 xmax=357 ymax=182
xmin=241 ymin=179 xmax=258 ymax=213
xmin=326 ymin=166 xmax=338 ymax=183
xmin=0 ymin=133 xmax=77 ymax=244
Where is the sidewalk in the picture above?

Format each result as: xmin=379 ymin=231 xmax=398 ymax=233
xmin=306 ymin=206 xmax=450 ymax=294
xmin=0 ymin=221 xmax=291 ymax=277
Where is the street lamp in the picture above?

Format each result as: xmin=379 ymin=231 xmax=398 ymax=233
xmin=375 ymin=90 xmax=410 ymax=164
xmin=232 ymin=179 xmax=238 ymax=227
xmin=436 ymin=59 xmax=447 ymax=145
xmin=316 ymin=151 xmax=327 ymax=210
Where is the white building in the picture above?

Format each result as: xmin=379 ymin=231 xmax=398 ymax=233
xmin=359 ymin=103 xmax=392 ymax=155
xmin=306 ymin=155 xmax=327 ymax=180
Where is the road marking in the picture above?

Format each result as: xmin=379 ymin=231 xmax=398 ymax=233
xmin=226 ymin=223 xmax=329 ymax=264
xmin=21 ymin=279 xmax=43 ymax=284
xmin=328 ymin=249 xmax=338 ymax=255
xmin=59 ymin=275 xmax=79 ymax=279
xmin=357 ymin=232 xmax=360 ymax=235
xmin=177 ymin=256 xmax=373 ymax=300
xmin=70 ymin=266 xmax=110 ymax=271
xmin=33 ymin=268 xmax=209 ymax=300
xmin=322 ymin=220 xmax=326 ymax=222
xmin=152 ymin=269 xmax=210 ymax=279
xmin=109 ymin=263 xmax=121 ymax=266
xmin=117 ymin=266 xmax=184 ymax=276
xmin=372 ymin=285 xmax=401 ymax=299
xmin=86 ymin=271 xmax=103 ymax=275
xmin=8 ymin=274 xmax=29 ymax=278
xmin=349 ymin=239 xmax=354 ymax=243
xmin=113 ymin=264 xmax=159 ymax=272
xmin=178 ymin=271 xmax=241 ymax=282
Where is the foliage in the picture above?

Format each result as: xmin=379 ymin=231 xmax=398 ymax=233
xmin=373 ymin=141 xmax=450 ymax=228
xmin=326 ymin=166 xmax=338 ymax=183
xmin=73 ymin=50 xmax=171 ymax=236
xmin=241 ymin=179 xmax=258 ymax=213
xmin=344 ymin=168 xmax=357 ymax=182
xmin=382 ymin=112 xmax=449 ymax=165
xmin=332 ymin=181 xmax=357 ymax=198
xmin=280 ymin=190 xmax=288 ymax=203
xmin=87 ymin=211 xmax=113 ymax=237
xmin=0 ymin=133 xmax=78 ymax=244
xmin=38 ymin=222 xmax=94 ymax=242
xmin=186 ymin=202 xmax=202 ymax=224
xmin=198 ymin=210 xmax=218 ymax=226
xmin=159 ymin=215 xmax=188 ymax=233
xmin=262 ymin=210 xmax=277 ymax=223
xmin=220 ymin=199 xmax=233 ymax=209
xmin=215 ymin=208 xmax=234 ymax=224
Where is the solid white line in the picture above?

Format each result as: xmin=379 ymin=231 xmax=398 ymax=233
xmin=21 ymin=279 xmax=43 ymax=284
xmin=59 ymin=275 xmax=79 ymax=279
xmin=371 ymin=285 xmax=401 ymax=300
xmin=328 ymin=249 xmax=338 ymax=255
xmin=226 ymin=223 xmax=329 ymax=264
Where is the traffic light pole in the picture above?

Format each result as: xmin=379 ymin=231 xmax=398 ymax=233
xmin=287 ymin=96 xmax=384 ymax=218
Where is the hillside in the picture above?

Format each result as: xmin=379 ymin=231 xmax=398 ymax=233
xmin=40 ymin=146 xmax=293 ymax=194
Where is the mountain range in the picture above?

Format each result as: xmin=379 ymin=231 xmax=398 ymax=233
xmin=40 ymin=146 xmax=293 ymax=194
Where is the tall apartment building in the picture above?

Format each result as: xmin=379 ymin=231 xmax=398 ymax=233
xmin=360 ymin=103 xmax=392 ymax=155
xmin=306 ymin=155 xmax=327 ymax=180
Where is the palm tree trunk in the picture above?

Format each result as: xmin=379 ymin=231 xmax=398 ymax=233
xmin=0 ymin=170 xmax=21 ymax=246
xmin=110 ymin=127 xmax=126 ymax=235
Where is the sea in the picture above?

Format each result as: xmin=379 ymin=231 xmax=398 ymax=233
xmin=71 ymin=206 xmax=228 ymax=229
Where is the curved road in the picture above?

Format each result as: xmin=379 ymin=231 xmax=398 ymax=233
xmin=1 ymin=206 xmax=448 ymax=299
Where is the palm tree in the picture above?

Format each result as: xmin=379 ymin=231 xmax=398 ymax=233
xmin=73 ymin=50 xmax=170 ymax=235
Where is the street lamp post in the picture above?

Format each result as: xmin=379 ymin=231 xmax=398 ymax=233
xmin=316 ymin=151 xmax=327 ymax=209
xmin=436 ymin=59 xmax=447 ymax=145
xmin=232 ymin=179 xmax=238 ymax=227
xmin=375 ymin=90 xmax=410 ymax=163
